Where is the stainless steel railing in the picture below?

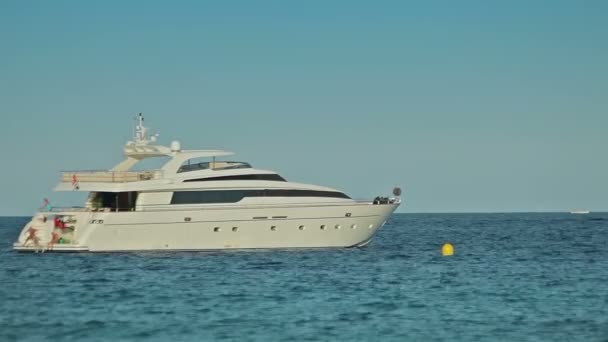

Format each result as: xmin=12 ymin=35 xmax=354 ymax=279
xmin=60 ymin=170 xmax=163 ymax=183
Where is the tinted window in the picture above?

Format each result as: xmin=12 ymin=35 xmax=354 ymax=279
xmin=171 ymin=191 xmax=246 ymax=204
xmin=264 ymin=190 xmax=350 ymax=199
xmin=171 ymin=189 xmax=350 ymax=204
xmin=178 ymin=161 xmax=252 ymax=173
xmin=183 ymin=174 xmax=286 ymax=182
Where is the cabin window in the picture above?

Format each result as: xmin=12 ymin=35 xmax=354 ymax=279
xmin=171 ymin=191 xmax=246 ymax=204
xmin=264 ymin=190 xmax=350 ymax=199
xmin=170 ymin=189 xmax=350 ymax=205
xmin=183 ymin=174 xmax=286 ymax=182
xmin=90 ymin=192 xmax=138 ymax=212
xmin=178 ymin=161 xmax=252 ymax=173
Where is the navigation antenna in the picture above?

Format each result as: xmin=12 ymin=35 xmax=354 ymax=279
xmin=133 ymin=113 xmax=159 ymax=146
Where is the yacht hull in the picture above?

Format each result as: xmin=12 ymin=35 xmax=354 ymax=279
xmin=13 ymin=202 xmax=399 ymax=252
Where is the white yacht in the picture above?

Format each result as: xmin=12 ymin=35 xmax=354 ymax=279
xmin=13 ymin=114 xmax=401 ymax=252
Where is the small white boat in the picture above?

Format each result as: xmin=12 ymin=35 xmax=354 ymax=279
xmin=570 ymin=210 xmax=590 ymax=215
xmin=13 ymin=114 xmax=401 ymax=252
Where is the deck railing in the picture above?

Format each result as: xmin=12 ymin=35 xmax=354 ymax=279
xmin=61 ymin=170 xmax=163 ymax=183
xmin=39 ymin=199 xmax=396 ymax=214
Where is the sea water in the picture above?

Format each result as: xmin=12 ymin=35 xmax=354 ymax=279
xmin=1 ymin=213 xmax=607 ymax=341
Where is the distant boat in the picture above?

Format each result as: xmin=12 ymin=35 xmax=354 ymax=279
xmin=570 ymin=210 xmax=590 ymax=215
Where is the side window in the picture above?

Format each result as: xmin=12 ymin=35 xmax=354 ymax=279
xmin=171 ymin=191 xmax=246 ymax=204
xmin=170 ymin=189 xmax=350 ymax=204
xmin=183 ymin=174 xmax=286 ymax=182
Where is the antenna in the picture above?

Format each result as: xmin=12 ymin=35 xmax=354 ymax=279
xmin=134 ymin=112 xmax=149 ymax=145
xmin=127 ymin=112 xmax=159 ymax=146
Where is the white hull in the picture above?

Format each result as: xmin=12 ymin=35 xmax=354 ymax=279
xmin=14 ymin=202 xmax=399 ymax=252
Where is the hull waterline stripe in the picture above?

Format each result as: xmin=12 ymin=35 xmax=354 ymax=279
xmin=14 ymin=239 xmax=375 ymax=253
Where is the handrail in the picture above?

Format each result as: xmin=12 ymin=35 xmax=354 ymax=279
xmin=136 ymin=199 xmax=399 ymax=211
xmin=61 ymin=170 xmax=162 ymax=174
xmin=39 ymin=199 xmax=397 ymax=214
xmin=60 ymin=170 xmax=163 ymax=183
xmin=43 ymin=207 xmax=90 ymax=213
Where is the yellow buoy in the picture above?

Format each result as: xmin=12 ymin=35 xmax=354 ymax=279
xmin=442 ymin=243 xmax=454 ymax=256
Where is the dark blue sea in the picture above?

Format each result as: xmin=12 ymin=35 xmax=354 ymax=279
xmin=1 ymin=213 xmax=607 ymax=341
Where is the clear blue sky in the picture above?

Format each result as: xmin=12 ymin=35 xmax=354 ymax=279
xmin=1 ymin=0 xmax=607 ymax=215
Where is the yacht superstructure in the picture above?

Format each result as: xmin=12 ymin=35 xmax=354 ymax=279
xmin=13 ymin=114 xmax=401 ymax=252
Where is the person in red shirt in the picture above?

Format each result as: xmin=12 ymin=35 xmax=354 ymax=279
xmin=54 ymin=217 xmax=66 ymax=229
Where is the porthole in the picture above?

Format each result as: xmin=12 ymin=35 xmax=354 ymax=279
xmin=271 ymin=226 xmax=277 ymax=231
xmin=368 ymin=224 xmax=374 ymax=229
xmin=335 ymin=224 xmax=341 ymax=230
xmin=351 ymin=224 xmax=357 ymax=229
xmin=184 ymin=217 xmax=191 ymax=222
xmin=232 ymin=227 xmax=238 ymax=232
xmin=214 ymin=227 xmax=221 ymax=232
xmin=299 ymin=225 xmax=305 ymax=230
xmin=320 ymin=225 xmax=326 ymax=230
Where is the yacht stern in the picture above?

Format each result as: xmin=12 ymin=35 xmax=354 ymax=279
xmin=13 ymin=211 xmax=90 ymax=253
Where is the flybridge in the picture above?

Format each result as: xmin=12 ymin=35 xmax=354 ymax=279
xmin=59 ymin=113 xmax=235 ymax=187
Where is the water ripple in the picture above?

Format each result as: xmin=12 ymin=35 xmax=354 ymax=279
xmin=1 ymin=213 xmax=608 ymax=341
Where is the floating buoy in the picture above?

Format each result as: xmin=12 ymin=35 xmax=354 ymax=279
xmin=442 ymin=243 xmax=454 ymax=256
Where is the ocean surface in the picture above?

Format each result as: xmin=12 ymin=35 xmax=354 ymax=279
xmin=1 ymin=213 xmax=607 ymax=341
